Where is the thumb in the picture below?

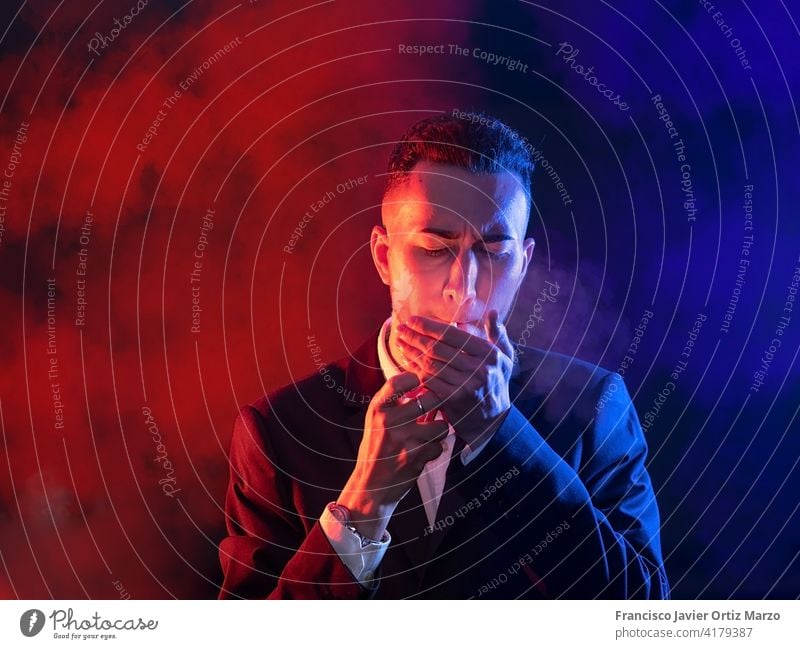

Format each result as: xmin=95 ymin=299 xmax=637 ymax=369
xmin=485 ymin=309 xmax=501 ymax=343
xmin=485 ymin=309 xmax=515 ymax=359
xmin=383 ymin=371 xmax=420 ymax=402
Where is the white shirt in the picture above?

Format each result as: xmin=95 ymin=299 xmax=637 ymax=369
xmin=319 ymin=315 xmax=493 ymax=585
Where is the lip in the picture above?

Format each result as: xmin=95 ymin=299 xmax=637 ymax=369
xmin=428 ymin=316 xmax=483 ymax=329
xmin=433 ymin=317 xmax=479 ymax=325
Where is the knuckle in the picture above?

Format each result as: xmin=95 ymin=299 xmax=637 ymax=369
xmin=417 ymin=454 xmax=434 ymax=468
xmin=386 ymin=426 xmax=406 ymax=447
xmin=386 ymin=412 xmax=406 ymax=431
xmin=390 ymin=372 xmax=414 ymax=389
xmin=404 ymin=438 xmax=421 ymax=453
xmin=416 ymin=448 xmax=437 ymax=467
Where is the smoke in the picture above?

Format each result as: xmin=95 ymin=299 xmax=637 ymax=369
xmin=0 ymin=0 xmax=485 ymax=598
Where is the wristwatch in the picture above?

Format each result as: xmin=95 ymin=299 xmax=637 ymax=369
xmin=327 ymin=502 xmax=388 ymax=549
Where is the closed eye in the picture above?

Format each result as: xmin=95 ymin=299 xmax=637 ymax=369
xmin=479 ymin=247 xmax=510 ymax=259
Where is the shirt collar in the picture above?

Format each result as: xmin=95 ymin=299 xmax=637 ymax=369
xmin=376 ymin=314 xmax=401 ymax=382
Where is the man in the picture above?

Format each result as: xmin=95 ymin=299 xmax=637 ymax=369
xmin=218 ymin=111 xmax=669 ymax=599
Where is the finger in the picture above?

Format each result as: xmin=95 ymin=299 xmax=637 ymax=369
xmin=412 ymin=438 xmax=448 ymax=466
xmin=409 ymin=426 xmax=451 ymax=460
xmin=391 ymin=386 xmax=444 ymax=424
xmin=411 ymin=420 xmax=450 ymax=444
xmin=397 ymin=329 xmax=476 ymax=370
xmin=486 ymin=309 xmax=515 ymax=360
xmin=402 ymin=316 xmax=487 ymax=355
xmin=485 ymin=309 xmax=500 ymax=342
xmin=375 ymin=371 xmax=420 ymax=409
xmin=417 ymin=376 xmax=471 ymax=431
xmin=415 ymin=374 xmax=457 ymax=407
xmin=397 ymin=338 xmax=476 ymax=372
xmin=405 ymin=354 xmax=464 ymax=387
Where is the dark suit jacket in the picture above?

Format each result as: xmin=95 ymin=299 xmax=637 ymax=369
xmin=218 ymin=324 xmax=670 ymax=599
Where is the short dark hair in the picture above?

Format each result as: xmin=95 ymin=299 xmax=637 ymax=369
xmin=383 ymin=110 xmax=535 ymax=235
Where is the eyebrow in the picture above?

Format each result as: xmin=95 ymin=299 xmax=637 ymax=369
xmin=419 ymin=227 xmax=514 ymax=243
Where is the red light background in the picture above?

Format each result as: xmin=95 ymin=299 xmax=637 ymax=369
xmin=0 ymin=0 xmax=552 ymax=598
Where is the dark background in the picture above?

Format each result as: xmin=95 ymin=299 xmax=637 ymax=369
xmin=0 ymin=0 xmax=798 ymax=598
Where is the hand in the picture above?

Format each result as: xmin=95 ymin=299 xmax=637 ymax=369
xmin=338 ymin=372 xmax=449 ymax=540
xmin=395 ymin=309 xmax=515 ymax=450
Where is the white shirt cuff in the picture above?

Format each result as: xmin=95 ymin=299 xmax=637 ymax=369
xmin=319 ymin=504 xmax=391 ymax=585
xmin=460 ymin=430 xmax=494 ymax=465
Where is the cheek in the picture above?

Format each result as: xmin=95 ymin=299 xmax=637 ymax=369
xmin=390 ymin=262 xmax=415 ymax=308
xmin=390 ymin=258 xmax=444 ymax=318
xmin=478 ymin=261 xmax=521 ymax=299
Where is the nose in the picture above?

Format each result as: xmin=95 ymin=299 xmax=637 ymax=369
xmin=443 ymin=247 xmax=478 ymax=311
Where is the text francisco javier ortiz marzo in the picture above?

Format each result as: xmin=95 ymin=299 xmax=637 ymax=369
xmin=616 ymin=609 xmax=781 ymax=622
xmin=50 ymin=608 xmax=158 ymax=634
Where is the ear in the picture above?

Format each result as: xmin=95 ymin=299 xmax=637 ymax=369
xmin=520 ymin=237 xmax=535 ymax=279
xmin=370 ymin=224 xmax=391 ymax=286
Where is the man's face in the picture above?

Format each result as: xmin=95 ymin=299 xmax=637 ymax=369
xmin=371 ymin=161 xmax=535 ymax=340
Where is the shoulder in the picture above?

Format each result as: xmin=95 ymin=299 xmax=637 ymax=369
xmin=227 ymin=358 xmax=352 ymax=484
xmin=243 ymin=356 xmax=349 ymax=425
xmin=512 ymin=346 xmax=631 ymax=428
xmin=511 ymin=345 xmax=643 ymax=472
xmin=512 ymin=343 xmax=619 ymax=414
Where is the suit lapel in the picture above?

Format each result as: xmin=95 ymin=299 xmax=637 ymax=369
xmin=419 ymin=375 xmax=535 ymax=568
xmin=387 ymin=483 xmax=432 ymax=578
xmin=339 ymin=324 xmax=384 ymax=458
